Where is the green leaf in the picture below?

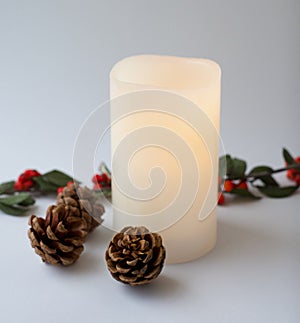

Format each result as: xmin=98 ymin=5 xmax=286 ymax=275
xmin=18 ymin=195 xmax=35 ymax=206
xmin=283 ymin=148 xmax=295 ymax=165
xmin=41 ymin=170 xmax=74 ymax=187
xmin=0 ymin=181 xmax=15 ymax=194
xmin=0 ymin=193 xmax=32 ymax=206
xmin=0 ymin=203 xmax=26 ymax=216
xmin=248 ymin=166 xmax=279 ymax=186
xmin=219 ymin=155 xmax=247 ymax=180
xmin=256 ymin=185 xmax=299 ymax=198
xmin=99 ymin=162 xmax=111 ymax=177
xmin=33 ymin=176 xmax=59 ymax=193
xmin=230 ymin=188 xmax=260 ymax=199
xmin=227 ymin=157 xmax=247 ymax=180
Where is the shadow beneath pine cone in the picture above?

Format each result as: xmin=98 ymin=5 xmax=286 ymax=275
xmin=123 ymin=275 xmax=182 ymax=299
xmin=47 ymin=252 xmax=101 ymax=276
xmin=85 ymin=226 xmax=115 ymax=249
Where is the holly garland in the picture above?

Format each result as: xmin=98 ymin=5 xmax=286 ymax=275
xmin=0 ymin=170 xmax=76 ymax=215
xmin=0 ymin=148 xmax=299 ymax=216
xmin=218 ymin=148 xmax=300 ymax=204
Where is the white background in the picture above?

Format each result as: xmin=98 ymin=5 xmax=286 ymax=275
xmin=0 ymin=1 xmax=299 ymax=322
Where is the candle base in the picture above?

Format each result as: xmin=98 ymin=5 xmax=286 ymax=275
xmin=161 ymin=209 xmax=217 ymax=264
xmin=112 ymin=207 xmax=217 ymax=264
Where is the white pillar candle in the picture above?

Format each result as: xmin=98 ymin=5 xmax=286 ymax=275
xmin=110 ymin=55 xmax=221 ymax=264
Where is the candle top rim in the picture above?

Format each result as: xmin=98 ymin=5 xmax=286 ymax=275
xmin=110 ymin=55 xmax=221 ymax=91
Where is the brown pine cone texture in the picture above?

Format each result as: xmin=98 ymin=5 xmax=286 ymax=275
xmin=28 ymin=204 xmax=88 ymax=266
xmin=57 ymin=183 xmax=104 ymax=233
xmin=105 ymin=226 xmax=166 ymax=286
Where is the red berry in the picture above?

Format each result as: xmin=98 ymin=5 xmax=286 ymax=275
xmin=92 ymin=174 xmax=102 ymax=184
xmin=57 ymin=187 xmax=64 ymax=194
xmin=223 ymin=180 xmax=235 ymax=192
xmin=236 ymin=181 xmax=248 ymax=190
xmin=13 ymin=181 xmax=22 ymax=191
xmin=23 ymin=169 xmax=41 ymax=179
xmin=218 ymin=193 xmax=225 ymax=205
xmin=67 ymin=181 xmax=74 ymax=188
xmin=92 ymin=173 xmax=110 ymax=186
xmin=295 ymin=174 xmax=300 ymax=186
xmin=14 ymin=179 xmax=34 ymax=191
xmin=100 ymin=173 xmax=109 ymax=183
xmin=287 ymin=169 xmax=295 ymax=180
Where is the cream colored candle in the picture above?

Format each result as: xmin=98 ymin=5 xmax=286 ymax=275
xmin=110 ymin=55 xmax=221 ymax=264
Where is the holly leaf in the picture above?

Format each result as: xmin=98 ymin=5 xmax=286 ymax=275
xmin=256 ymin=185 xmax=299 ymax=198
xmin=33 ymin=176 xmax=59 ymax=193
xmin=283 ymin=148 xmax=295 ymax=165
xmin=0 ymin=203 xmax=27 ymax=216
xmin=230 ymin=188 xmax=260 ymax=199
xmin=18 ymin=195 xmax=35 ymax=206
xmin=248 ymin=166 xmax=279 ymax=186
xmin=0 ymin=193 xmax=33 ymax=206
xmin=41 ymin=170 xmax=75 ymax=187
xmin=0 ymin=181 xmax=15 ymax=194
xmin=227 ymin=157 xmax=247 ymax=180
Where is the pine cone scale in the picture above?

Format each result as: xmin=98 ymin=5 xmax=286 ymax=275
xmin=116 ymin=263 xmax=131 ymax=274
xmin=118 ymin=274 xmax=137 ymax=284
xmin=46 ymin=226 xmax=59 ymax=241
xmin=144 ymin=265 xmax=162 ymax=280
xmin=40 ymin=240 xmax=56 ymax=255
xmin=56 ymin=222 xmax=67 ymax=234
xmin=142 ymin=249 xmax=153 ymax=263
xmin=28 ymin=230 xmax=39 ymax=248
xmin=108 ymin=246 xmax=123 ymax=262
xmin=152 ymin=247 xmax=165 ymax=267
xmin=52 ymin=241 xmax=74 ymax=253
xmin=44 ymin=253 xmax=60 ymax=265
xmin=29 ymin=216 xmax=45 ymax=236
xmin=126 ymin=258 xmax=138 ymax=266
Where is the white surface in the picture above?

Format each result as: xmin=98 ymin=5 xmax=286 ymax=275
xmin=0 ymin=1 xmax=299 ymax=322
xmin=0 ymin=193 xmax=299 ymax=323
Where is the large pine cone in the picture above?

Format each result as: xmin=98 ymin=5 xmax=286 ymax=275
xmin=28 ymin=204 xmax=88 ymax=266
xmin=105 ymin=226 xmax=166 ymax=286
xmin=57 ymin=183 xmax=104 ymax=233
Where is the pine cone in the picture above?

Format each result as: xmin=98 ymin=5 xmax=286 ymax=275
xmin=28 ymin=204 xmax=88 ymax=266
xmin=57 ymin=183 xmax=104 ymax=233
xmin=105 ymin=226 xmax=166 ymax=286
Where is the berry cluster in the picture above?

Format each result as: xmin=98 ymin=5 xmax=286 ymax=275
xmin=14 ymin=169 xmax=41 ymax=191
xmin=0 ymin=169 xmax=75 ymax=216
xmin=218 ymin=179 xmax=248 ymax=205
xmin=92 ymin=173 xmax=111 ymax=190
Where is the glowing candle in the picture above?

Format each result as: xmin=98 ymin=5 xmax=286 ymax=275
xmin=110 ymin=55 xmax=221 ymax=263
